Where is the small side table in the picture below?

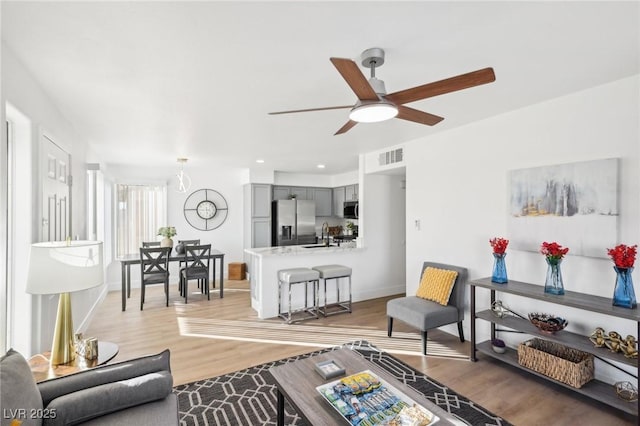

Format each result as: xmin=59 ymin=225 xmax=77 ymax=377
xmin=29 ymin=341 xmax=119 ymax=382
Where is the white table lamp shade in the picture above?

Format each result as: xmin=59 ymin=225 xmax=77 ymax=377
xmin=26 ymin=241 xmax=104 ymax=295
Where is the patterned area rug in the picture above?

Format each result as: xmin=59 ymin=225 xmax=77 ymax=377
xmin=175 ymin=340 xmax=511 ymax=426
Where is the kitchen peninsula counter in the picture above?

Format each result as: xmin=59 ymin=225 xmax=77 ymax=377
xmin=245 ymin=244 xmax=363 ymax=257
xmin=245 ymin=244 xmax=370 ymax=319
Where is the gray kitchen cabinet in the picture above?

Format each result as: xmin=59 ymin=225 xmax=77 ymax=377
xmin=252 ymin=219 xmax=271 ymax=248
xmin=333 ymin=186 xmax=345 ymax=218
xmin=251 ymin=184 xmax=271 ymax=218
xmin=272 ymin=186 xmax=291 ymax=200
xmin=345 ymin=184 xmax=358 ymax=201
xmin=273 ymin=186 xmax=311 ymax=200
xmin=273 ymin=185 xmax=332 ymax=216
xmin=291 ymin=187 xmax=312 ymax=200
xmin=304 ymin=188 xmax=315 ymax=200
xmin=313 ymin=188 xmax=333 ymax=217
xmin=244 ymin=184 xmax=272 ymax=248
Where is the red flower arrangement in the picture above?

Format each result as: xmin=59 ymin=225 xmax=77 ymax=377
xmin=490 ymin=237 xmax=509 ymax=255
xmin=540 ymin=241 xmax=569 ymax=262
xmin=607 ymin=244 xmax=637 ymax=269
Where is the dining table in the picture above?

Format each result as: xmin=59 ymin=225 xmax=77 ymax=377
xmin=118 ymin=249 xmax=225 ymax=311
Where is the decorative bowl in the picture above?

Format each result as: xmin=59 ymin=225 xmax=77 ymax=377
xmin=491 ymin=338 xmax=506 ymax=354
xmin=528 ymin=312 xmax=568 ymax=334
xmin=615 ymin=381 xmax=639 ymax=402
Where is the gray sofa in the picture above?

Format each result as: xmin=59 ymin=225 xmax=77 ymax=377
xmin=0 ymin=348 xmax=178 ymax=426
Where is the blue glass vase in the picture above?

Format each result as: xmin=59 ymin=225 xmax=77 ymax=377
xmin=544 ymin=258 xmax=564 ymax=295
xmin=491 ymin=253 xmax=508 ymax=284
xmin=612 ymin=266 xmax=636 ymax=309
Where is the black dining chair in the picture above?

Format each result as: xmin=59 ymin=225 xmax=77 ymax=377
xmin=139 ymin=246 xmax=171 ymax=310
xmin=142 ymin=241 xmax=161 ymax=248
xmin=180 ymin=244 xmax=211 ymax=303
xmin=177 ymin=239 xmax=205 ymax=288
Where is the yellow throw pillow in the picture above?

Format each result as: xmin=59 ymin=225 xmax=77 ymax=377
xmin=416 ymin=267 xmax=458 ymax=305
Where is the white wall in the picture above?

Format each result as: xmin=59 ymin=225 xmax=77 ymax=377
xmin=331 ymin=170 xmax=358 ymax=188
xmin=358 ymin=170 xmax=406 ymax=291
xmin=273 ymin=170 xmax=360 ymax=188
xmin=405 ymin=75 xmax=639 ymax=383
xmin=362 ymin=147 xmax=407 ymax=287
xmin=4 ymin=103 xmax=33 ymax=355
xmin=364 ymin=142 xmax=406 ymax=175
xmin=274 ymin=171 xmax=334 ymax=187
xmin=388 ymin=174 xmax=406 ymax=286
xmin=2 ymin=44 xmax=102 ymax=355
xmin=0 ymin=66 xmax=6 ymax=354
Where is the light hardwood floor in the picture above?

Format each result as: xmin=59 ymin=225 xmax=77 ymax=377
xmin=85 ymin=281 xmax=634 ymax=425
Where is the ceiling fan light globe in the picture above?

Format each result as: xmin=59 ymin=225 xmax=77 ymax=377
xmin=349 ymin=102 xmax=398 ymax=123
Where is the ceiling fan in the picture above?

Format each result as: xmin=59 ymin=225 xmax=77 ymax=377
xmin=269 ymin=48 xmax=496 ymax=135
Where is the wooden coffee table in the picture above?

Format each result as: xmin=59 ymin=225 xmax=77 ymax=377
xmin=28 ymin=341 xmax=119 ymax=382
xmin=269 ymin=348 xmax=456 ymax=426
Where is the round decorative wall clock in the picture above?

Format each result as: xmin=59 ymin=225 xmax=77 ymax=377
xmin=183 ymin=188 xmax=228 ymax=231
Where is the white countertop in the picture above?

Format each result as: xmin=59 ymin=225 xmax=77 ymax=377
xmin=245 ymin=243 xmax=363 ymax=257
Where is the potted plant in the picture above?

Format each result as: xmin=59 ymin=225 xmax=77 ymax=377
xmin=157 ymin=226 xmax=177 ymax=248
xmin=345 ymin=221 xmax=355 ymax=235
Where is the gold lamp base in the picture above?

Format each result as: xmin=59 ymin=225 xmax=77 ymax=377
xmin=50 ymin=292 xmax=76 ymax=365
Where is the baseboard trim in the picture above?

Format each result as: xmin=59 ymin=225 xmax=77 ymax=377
xmin=353 ymin=285 xmax=405 ymax=302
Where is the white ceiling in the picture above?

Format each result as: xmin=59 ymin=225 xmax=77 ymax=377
xmin=2 ymin=1 xmax=638 ymax=175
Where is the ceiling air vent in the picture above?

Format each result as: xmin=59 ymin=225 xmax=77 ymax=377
xmin=378 ymin=148 xmax=404 ymax=166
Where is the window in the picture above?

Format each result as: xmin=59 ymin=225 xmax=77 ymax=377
xmin=116 ymin=184 xmax=166 ymax=257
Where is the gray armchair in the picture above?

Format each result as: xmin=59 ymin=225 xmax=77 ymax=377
xmin=387 ymin=261 xmax=468 ymax=355
xmin=0 ymin=348 xmax=178 ymax=426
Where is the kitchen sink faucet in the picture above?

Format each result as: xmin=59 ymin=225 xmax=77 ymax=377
xmin=321 ymin=222 xmax=330 ymax=246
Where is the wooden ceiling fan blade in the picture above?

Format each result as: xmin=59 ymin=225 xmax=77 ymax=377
xmin=386 ymin=67 xmax=496 ymax=105
xmin=334 ymin=120 xmax=358 ymax=135
xmin=396 ymin=105 xmax=444 ymax=126
xmin=269 ymin=105 xmax=353 ymax=115
xmin=330 ymin=57 xmax=379 ymax=101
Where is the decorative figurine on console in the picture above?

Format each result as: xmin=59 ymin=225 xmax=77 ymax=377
xmin=621 ymin=335 xmax=638 ymax=359
xmin=605 ymin=331 xmax=623 ymax=353
xmin=589 ymin=327 xmax=607 ymax=348
xmin=589 ymin=328 xmax=637 ymax=358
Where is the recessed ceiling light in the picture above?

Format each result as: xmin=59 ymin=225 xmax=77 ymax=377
xmin=256 ymin=159 xmax=265 ymax=164
xmin=317 ymin=164 xmax=325 ymax=169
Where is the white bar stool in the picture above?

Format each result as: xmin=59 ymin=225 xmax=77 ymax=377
xmin=312 ymin=264 xmax=352 ymax=316
xmin=277 ymin=268 xmax=320 ymax=323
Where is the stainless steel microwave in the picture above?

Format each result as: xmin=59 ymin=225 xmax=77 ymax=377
xmin=344 ymin=201 xmax=359 ymax=219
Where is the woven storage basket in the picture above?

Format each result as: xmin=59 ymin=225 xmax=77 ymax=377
xmin=517 ymin=338 xmax=594 ymax=388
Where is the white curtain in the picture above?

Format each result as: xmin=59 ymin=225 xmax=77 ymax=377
xmin=116 ymin=184 xmax=166 ymax=257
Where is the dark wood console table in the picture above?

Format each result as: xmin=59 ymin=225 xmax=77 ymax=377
xmin=468 ymin=277 xmax=639 ymax=417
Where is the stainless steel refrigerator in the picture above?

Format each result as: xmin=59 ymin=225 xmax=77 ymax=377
xmin=271 ymin=199 xmax=316 ymax=246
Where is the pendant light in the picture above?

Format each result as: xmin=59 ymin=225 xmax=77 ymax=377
xmin=175 ymin=158 xmax=192 ymax=193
